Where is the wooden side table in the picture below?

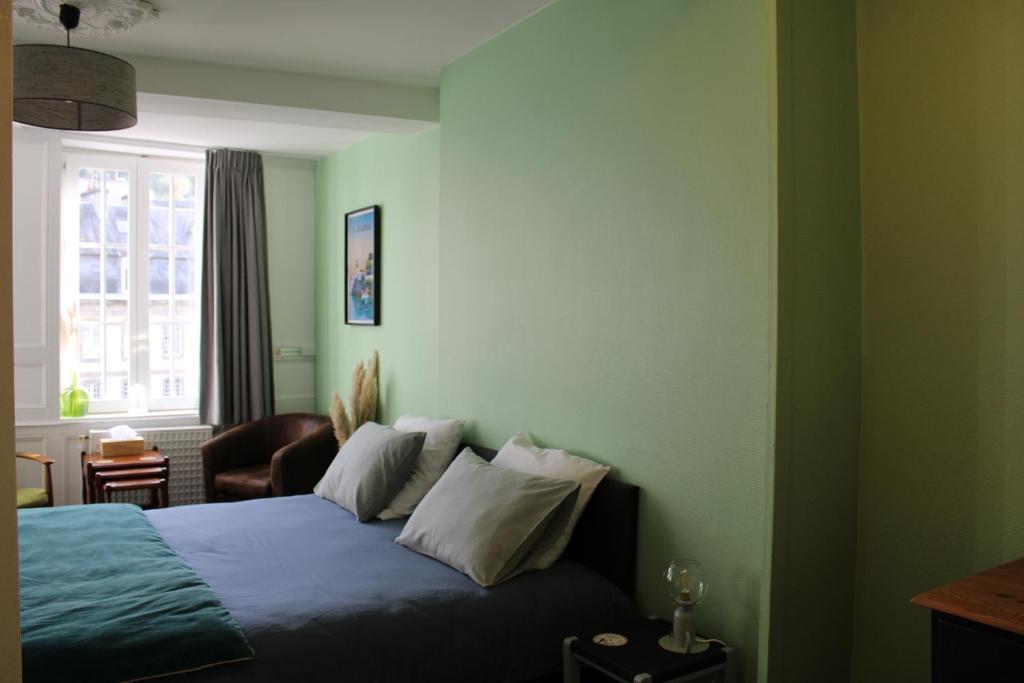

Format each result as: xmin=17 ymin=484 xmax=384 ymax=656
xmin=564 ymin=618 xmax=735 ymax=683
xmin=912 ymin=557 xmax=1024 ymax=682
xmin=81 ymin=449 xmax=169 ymax=506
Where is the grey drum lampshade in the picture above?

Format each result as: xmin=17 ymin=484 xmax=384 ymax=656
xmin=13 ymin=44 xmax=137 ymax=131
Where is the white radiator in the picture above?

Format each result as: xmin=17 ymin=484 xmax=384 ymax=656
xmin=89 ymin=425 xmax=212 ymax=507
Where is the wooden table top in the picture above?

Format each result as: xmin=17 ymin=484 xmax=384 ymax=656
xmin=93 ymin=466 xmax=166 ymax=479
xmin=912 ymin=557 xmax=1024 ymax=637
xmin=83 ymin=451 xmax=165 ymax=468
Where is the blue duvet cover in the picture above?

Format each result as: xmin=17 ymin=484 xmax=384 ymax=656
xmin=148 ymin=494 xmax=636 ymax=682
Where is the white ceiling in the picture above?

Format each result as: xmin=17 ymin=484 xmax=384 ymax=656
xmin=12 ymin=0 xmax=556 ymax=87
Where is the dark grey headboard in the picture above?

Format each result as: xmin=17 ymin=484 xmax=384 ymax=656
xmin=463 ymin=443 xmax=640 ymax=599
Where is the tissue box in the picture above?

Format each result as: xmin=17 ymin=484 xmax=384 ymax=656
xmin=100 ymin=437 xmax=145 ymax=457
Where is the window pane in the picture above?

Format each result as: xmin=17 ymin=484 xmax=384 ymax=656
xmin=174 ymin=300 xmax=196 ymax=319
xmin=149 ymin=299 xmax=169 ymax=320
xmin=79 ymin=299 xmax=100 ymax=320
xmin=83 ymin=379 xmax=101 ymax=399
xmin=162 ymin=323 xmax=173 ymax=360
xmin=149 ymin=206 xmax=170 ymax=245
xmin=104 ymin=374 xmax=128 ymax=400
xmin=78 ymin=168 xmax=102 ymax=242
xmin=149 ymin=173 xmax=170 ymax=244
xmin=173 ymin=175 xmax=195 ymax=204
xmin=104 ymin=298 xmax=128 ymax=323
xmin=150 ymin=173 xmax=170 ymax=203
xmin=174 ymin=209 xmax=195 ymax=246
xmin=149 ymin=250 xmax=169 ymax=294
xmin=104 ymin=248 xmax=128 ymax=294
xmin=79 ymin=202 xmax=101 ymax=243
xmin=105 ymin=323 xmax=128 ymax=374
xmin=149 ymin=322 xmax=170 ymax=373
xmin=79 ymin=247 xmax=100 ymax=293
xmin=104 ymin=170 xmax=130 ymax=243
xmin=105 ymin=204 xmax=129 ymax=244
xmin=181 ymin=320 xmax=198 ymax=364
xmin=79 ymin=323 xmax=101 ymax=361
xmin=174 ymin=253 xmax=194 ymax=294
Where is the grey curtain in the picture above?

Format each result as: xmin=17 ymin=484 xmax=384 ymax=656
xmin=199 ymin=149 xmax=275 ymax=427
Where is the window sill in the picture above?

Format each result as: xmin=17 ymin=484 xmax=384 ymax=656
xmin=61 ymin=409 xmax=199 ymax=423
xmin=16 ymin=410 xmax=201 ymax=429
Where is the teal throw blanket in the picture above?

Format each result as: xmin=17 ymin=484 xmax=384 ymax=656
xmin=19 ymin=504 xmax=253 ymax=682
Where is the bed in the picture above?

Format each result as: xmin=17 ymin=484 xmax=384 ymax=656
xmin=20 ymin=444 xmax=640 ymax=683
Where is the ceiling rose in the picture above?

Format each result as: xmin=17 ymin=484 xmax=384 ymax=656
xmin=13 ymin=0 xmax=158 ymax=36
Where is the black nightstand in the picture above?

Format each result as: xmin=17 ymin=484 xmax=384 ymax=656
xmin=563 ymin=618 xmax=736 ymax=683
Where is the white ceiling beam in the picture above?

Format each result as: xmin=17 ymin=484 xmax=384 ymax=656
xmin=136 ymin=94 xmax=434 ymax=135
xmin=124 ymin=53 xmax=440 ymax=124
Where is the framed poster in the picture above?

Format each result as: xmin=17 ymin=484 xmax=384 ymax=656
xmin=344 ymin=205 xmax=381 ymax=325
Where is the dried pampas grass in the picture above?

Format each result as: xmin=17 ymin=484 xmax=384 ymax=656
xmin=330 ymin=391 xmax=353 ymax=446
xmin=330 ymin=351 xmax=380 ymax=446
xmin=357 ymin=351 xmax=379 ymax=425
xmin=350 ymin=360 xmax=366 ymax=424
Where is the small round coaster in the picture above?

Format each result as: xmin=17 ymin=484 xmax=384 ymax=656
xmin=593 ymin=633 xmax=628 ymax=647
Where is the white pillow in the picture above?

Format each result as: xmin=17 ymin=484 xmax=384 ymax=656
xmin=396 ymin=449 xmax=580 ymax=587
xmin=492 ymin=432 xmax=610 ymax=569
xmin=377 ymin=415 xmax=465 ymax=520
xmin=312 ymin=422 xmax=426 ymax=522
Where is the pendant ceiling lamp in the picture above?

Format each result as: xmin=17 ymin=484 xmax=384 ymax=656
xmin=13 ymin=2 xmax=143 ymax=131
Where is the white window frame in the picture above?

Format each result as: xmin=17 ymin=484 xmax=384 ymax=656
xmin=61 ymin=151 xmax=204 ymax=414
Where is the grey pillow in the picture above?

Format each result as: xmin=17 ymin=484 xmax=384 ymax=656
xmin=396 ymin=448 xmax=580 ymax=587
xmin=314 ymin=422 xmax=426 ymax=521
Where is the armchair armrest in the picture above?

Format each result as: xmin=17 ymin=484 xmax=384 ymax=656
xmin=200 ymin=422 xmax=269 ymax=502
xmin=16 ymin=452 xmax=54 ymax=506
xmin=16 ymin=452 xmax=54 ymax=466
xmin=270 ymin=424 xmax=339 ymax=497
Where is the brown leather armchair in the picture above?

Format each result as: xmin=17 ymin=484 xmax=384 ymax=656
xmin=201 ymin=413 xmax=337 ymax=502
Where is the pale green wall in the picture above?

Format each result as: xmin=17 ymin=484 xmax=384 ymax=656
xmin=315 ymin=129 xmax=440 ymax=423
xmin=437 ymin=0 xmax=776 ymax=678
xmin=853 ymin=2 xmax=1024 ymax=681
xmin=768 ymin=0 xmax=861 ymax=681
xmin=264 ymin=155 xmax=318 ymax=414
xmin=316 ymin=0 xmax=781 ymax=677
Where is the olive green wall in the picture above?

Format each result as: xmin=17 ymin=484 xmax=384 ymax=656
xmin=437 ymin=0 xmax=776 ymax=678
xmin=315 ymin=128 xmax=440 ymax=424
xmin=2 ymin=2 xmax=23 ymax=679
xmin=853 ymin=2 xmax=1024 ymax=681
xmin=769 ymin=0 xmax=861 ymax=680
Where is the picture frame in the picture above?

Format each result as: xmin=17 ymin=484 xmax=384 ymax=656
xmin=344 ymin=205 xmax=381 ymax=326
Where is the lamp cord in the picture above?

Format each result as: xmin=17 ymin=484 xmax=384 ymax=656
xmin=697 ymin=637 xmax=729 ymax=647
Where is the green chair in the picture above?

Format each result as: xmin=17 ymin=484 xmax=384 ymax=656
xmin=16 ymin=452 xmax=54 ymax=509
